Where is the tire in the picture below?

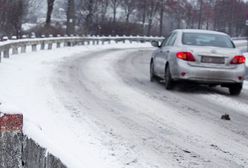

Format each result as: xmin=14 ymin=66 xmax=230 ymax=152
xmin=164 ymin=65 xmax=174 ymax=90
xmin=229 ymin=83 xmax=243 ymax=96
xmin=150 ymin=61 xmax=156 ymax=82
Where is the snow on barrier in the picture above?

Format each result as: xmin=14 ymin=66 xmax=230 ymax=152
xmin=0 ymin=35 xmax=164 ymax=62
xmin=0 ymin=35 xmax=247 ymax=63
xmin=0 ymin=113 xmax=66 ymax=168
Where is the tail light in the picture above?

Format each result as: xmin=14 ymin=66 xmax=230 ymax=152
xmin=176 ymin=52 xmax=195 ymax=62
xmin=230 ymin=55 xmax=246 ymax=64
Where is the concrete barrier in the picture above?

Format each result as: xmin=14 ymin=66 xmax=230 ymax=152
xmin=22 ymin=137 xmax=67 ymax=168
xmin=0 ymin=113 xmax=66 ymax=168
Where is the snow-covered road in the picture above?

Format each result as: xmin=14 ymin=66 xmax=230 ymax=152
xmin=54 ymin=48 xmax=248 ymax=168
xmin=0 ymin=44 xmax=248 ymax=168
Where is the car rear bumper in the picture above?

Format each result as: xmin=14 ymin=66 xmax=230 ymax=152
xmin=173 ymin=61 xmax=246 ymax=84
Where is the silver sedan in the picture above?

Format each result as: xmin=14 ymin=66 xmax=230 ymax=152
xmin=150 ymin=29 xmax=246 ymax=95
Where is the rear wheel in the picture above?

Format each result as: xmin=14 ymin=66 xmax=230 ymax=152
xmin=164 ymin=65 xmax=174 ymax=90
xmin=229 ymin=83 xmax=243 ymax=96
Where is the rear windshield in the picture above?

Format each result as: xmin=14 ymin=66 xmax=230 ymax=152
xmin=182 ymin=33 xmax=235 ymax=48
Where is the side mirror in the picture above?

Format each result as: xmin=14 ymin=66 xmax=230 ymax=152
xmin=151 ymin=41 xmax=160 ymax=48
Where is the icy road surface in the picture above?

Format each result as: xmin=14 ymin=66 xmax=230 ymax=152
xmin=54 ymin=48 xmax=248 ymax=168
xmin=0 ymin=45 xmax=248 ymax=168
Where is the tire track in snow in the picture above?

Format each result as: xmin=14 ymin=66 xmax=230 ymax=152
xmin=114 ymin=49 xmax=248 ymax=167
xmin=54 ymin=48 xmax=248 ymax=168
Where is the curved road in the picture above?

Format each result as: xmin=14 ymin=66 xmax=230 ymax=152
xmin=53 ymin=48 xmax=248 ymax=168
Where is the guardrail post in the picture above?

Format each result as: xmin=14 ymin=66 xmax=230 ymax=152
xmin=102 ymin=40 xmax=105 ymax=45
xmin=0 ymin=51 xmax=2 ymax=62
xmin=21 ymin=45 xmax=26 ymax=53
xmin=56 ymin=42 xmax=61 ymax=48
xmin=66 ymin=42 xmax=71 ymax=47
xmin=108 ymin=40 xmax=111 ymax=44
xmin=3 ymin=47 xmax=10 ymax=58
xmin=63 ymin=42 xmax=67 ymax=47
xmin=96 ymin=40 xmax=99 ymax=45
xmin=48 ymin=43 xmax=53 ymax=50
xmin=41 ymin=42 xmax=45 ymax=50
xmin=87 ymin=40 xmax=90 ymax=45
xmin=31 ymin=44 xmax=37 ymax=52
xmin=12 ymin=47 xmax=18 ymax=55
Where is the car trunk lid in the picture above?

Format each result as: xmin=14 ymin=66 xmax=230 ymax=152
xmin=187 ymin=47 xmax=239 ymax=69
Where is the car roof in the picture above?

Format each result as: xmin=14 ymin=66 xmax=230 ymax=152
xmin=173 ymin=29 xmax=228 ymax=36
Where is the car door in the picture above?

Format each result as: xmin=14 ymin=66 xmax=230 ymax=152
xmin=157 ymin=32 xmax=178 ymax=76
xmin=153 ymin=38 xmax=168 ymax=74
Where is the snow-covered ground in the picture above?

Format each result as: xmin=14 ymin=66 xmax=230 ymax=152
xmin=0 ymin=42 xmax=248 ymax=168
xmin=0 ymin=43 xmax=150 ymax=168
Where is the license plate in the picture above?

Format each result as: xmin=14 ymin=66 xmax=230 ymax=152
xmin=201 ymin=56 xmax=225 ymax=64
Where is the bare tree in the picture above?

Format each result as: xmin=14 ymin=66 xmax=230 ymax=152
xmin=147 ymin=0 xmax=159 ymax=36
xmin=0 ymin=0 xmax=24 ymax=37
xmin=46 ymin=0 xmax=56 ymax=26
xmin=121 ymin=0 xmax=137 ymax=23
xmin=110 ymin=0 xmax=121 ymax=23
xmin=197 ymin=0 xmax=203 ymax=29
xmin=99 ymin=0 xmax=109 ymax=22
xmin=136 ymin=0 xmax=148 ymax=35
xmin=67 ymin=0 xmax=76 ymax=35
xmin=15 ymin=0 xmax=248 ymax=37
xmin=159 ymin=0 xmax=165 ymax=36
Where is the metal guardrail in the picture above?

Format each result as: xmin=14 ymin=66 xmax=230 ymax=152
xmin=0 ymin=35 xmax=247 ymax=63
xmin=0 ymin=36 xmax=164 ymax=62
xmin=231 ymin=37 xmax=247 ymax=41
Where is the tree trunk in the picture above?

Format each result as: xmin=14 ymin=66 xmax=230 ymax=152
xmin=126 ymin=13 xmax=130 ymax=23
xmin=228 ymin=0 xmax=234 ymax=36
xmin=147 ymin=18 xmax=152 ymax=36
xmin=46 ymin=0 xmax=55 ymax=26
xmin=85 ymin=0 xmax=94 ymax=33
xmin=159 ymin=0 xmax=164 ymax=36
xmin=66 ymin=0 xmax=75 ymax=35
xmin=113 ymin=0 xmax=117 ymax=23
xmin=198 ymin=0 xmax=203 ymax=29
xmin=100 ymin=0 xmax=109 ymax=22
xmin=142 ymin=1 xmax=147 ymax=36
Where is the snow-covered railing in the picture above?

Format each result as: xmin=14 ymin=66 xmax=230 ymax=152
xmin=0 ymin=35 xmax=247 ymax=62
xmin=233 ymin=40 xmax=248 ymax=51
xmin=232 ymin=37 xmax=247 ymax=41
xmin=0 ymin=35 xmax=164 ymax=62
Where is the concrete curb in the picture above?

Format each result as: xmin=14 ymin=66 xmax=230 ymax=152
xmin=0 ymin=113 xmax=67 ymax=168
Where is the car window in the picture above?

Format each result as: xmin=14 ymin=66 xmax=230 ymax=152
xmin=160 ymin=39 xmax=167 ymax=47
xmin=161 ymin=33 xmax=172 ymax=47
xmin=166 ymin=33 xmax=177 ymax=46
xmin=182 ymin=33 xmax=235 ymax=48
